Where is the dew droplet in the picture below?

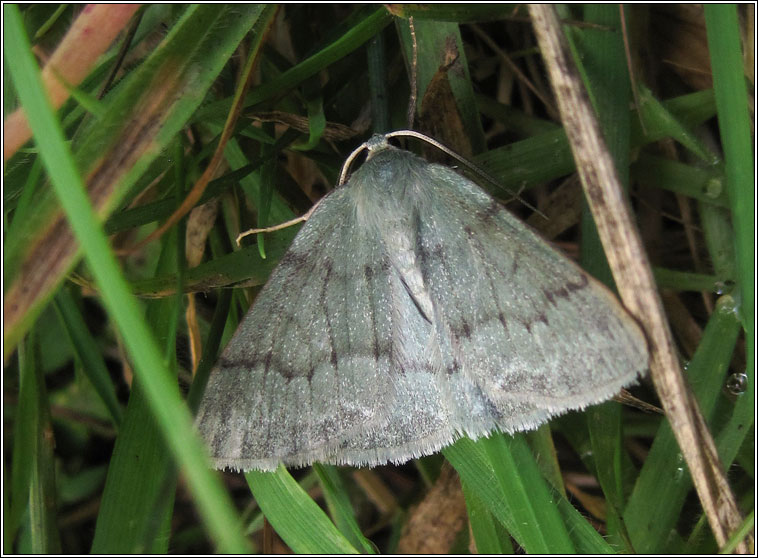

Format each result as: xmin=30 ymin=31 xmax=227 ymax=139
xmin=725 ymin=372 xmax=748 ymax=396
xmin=702 ymin=177 xmax=723 ymax=199
xmin=714 ymin=280 xmax=735 ymax=295
xmin=674 ymin=466 xmax=685 ymax=482
xmin=716 ymin=294 xmax=740 ymax=319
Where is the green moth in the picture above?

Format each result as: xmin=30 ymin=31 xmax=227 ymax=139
xmin=196 ymin=132 xmax=649 ymax=471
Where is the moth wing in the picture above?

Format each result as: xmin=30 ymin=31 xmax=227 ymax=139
xmin=413 ymin=161 xmax=648 ymax=435
xmin=196 ymin=185 xmax=453 ymax=470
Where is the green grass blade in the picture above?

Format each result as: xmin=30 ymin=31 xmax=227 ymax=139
xmin=443 ymin=438 xmax=523 ymax=543
xmin=479 ymin=433 xmax=575 ymax=553
xmin=524 ymin=425 xmax=565 ymax=494
xmin=3 ymin=5 xmax=250 ymax=552
xmin=92 ymin=382 xmax=177 ymax=553
xmin=366 ymin=31 xmax=390 ymax=133
xmin=195 ymin=6 xmax=393 ymax=123
xmin=313 ymin=464 xmax=376 ymax=553
xmin=553 ymin=494 xmax=617 ymax=554
xmin=26 ymin=360 xmax=61 ymax=554
xmin=631 ymin=153 xmax=728 ymax=208
xmin=128 ymin=234 xmax=295 ymax=297
xmin=476 ymin=94 xmax=560 ymax=137
xmin=636 ymin=83 xmax=720 ymax=164
xmin=652 ymin=268 xmax=721 ymax=292
xmin=476 ymin=88 xmax=717 ymax=196
xmin=5 ymin=7 xmax=749 ymax=553
xmin=92 ymin=235 xmax=181 ymax=553
xmin=462 ymin=479 xmax=514 ymax=554
xmin=704 ymin=4 xmax=754 ymax=420
xmin=8 ymin=341 xmax=34 ymax=552
xmin=14 ymin=334 xmax=61 ymax=553
xmin=104 ymin=128 xmax=301 ymax=235
xmin=700 ymin=202 xmax=738 ymax=282
xmin=5 ymin=155 xmax=44 ymax=236
xmin=445 ymin=435 xmax=613 ymax=553
xmin=53 ymin=287 xmax=123 ymax=427
xmin=246 ymin=467 xmax=360 ymax=554
xmin=255 ymin=123 xmax=278 ymax=259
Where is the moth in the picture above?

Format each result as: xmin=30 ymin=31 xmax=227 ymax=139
xmin=196 ymin=131 xmax=648 ymax=471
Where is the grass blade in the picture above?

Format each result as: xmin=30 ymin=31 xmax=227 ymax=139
xmin=53 ymin=287 xmax=123 ymax=427
xmin=246 ymin=467 xmax=360 ymax=554
xmin=462 ymin=479 xmax=514 ymax=554
xmin=704 ymin=7 xmax=754 ymax=457
xmin=313 ymin=464 xmax=376 ymax=553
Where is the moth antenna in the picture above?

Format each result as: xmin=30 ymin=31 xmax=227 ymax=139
xmin=236 ymin=202 xmax=320 ymax=245
xmin=338 ymin=140 xmax=371 ymax=186
xmin=385 ymin=130 xmax=548 ymax=220
xmin=242 ymin=135 xmax=379 ymax=244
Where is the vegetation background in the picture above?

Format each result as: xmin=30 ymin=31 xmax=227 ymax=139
xmin=3 ymin=3 xmax=754 ymax=553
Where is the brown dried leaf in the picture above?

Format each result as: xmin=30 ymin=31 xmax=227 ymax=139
xmin=525 ymin=176 xmax=583 ymax=240
xmin=418 ymin=39 xmax=473 ymax=161
xmin=186 ymin=198 xmax=220 ymax=268
xmin=396 ymin=464 xmax=467 ymax=554
xmin=564 ymin=476 xmax=607 ymax=522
